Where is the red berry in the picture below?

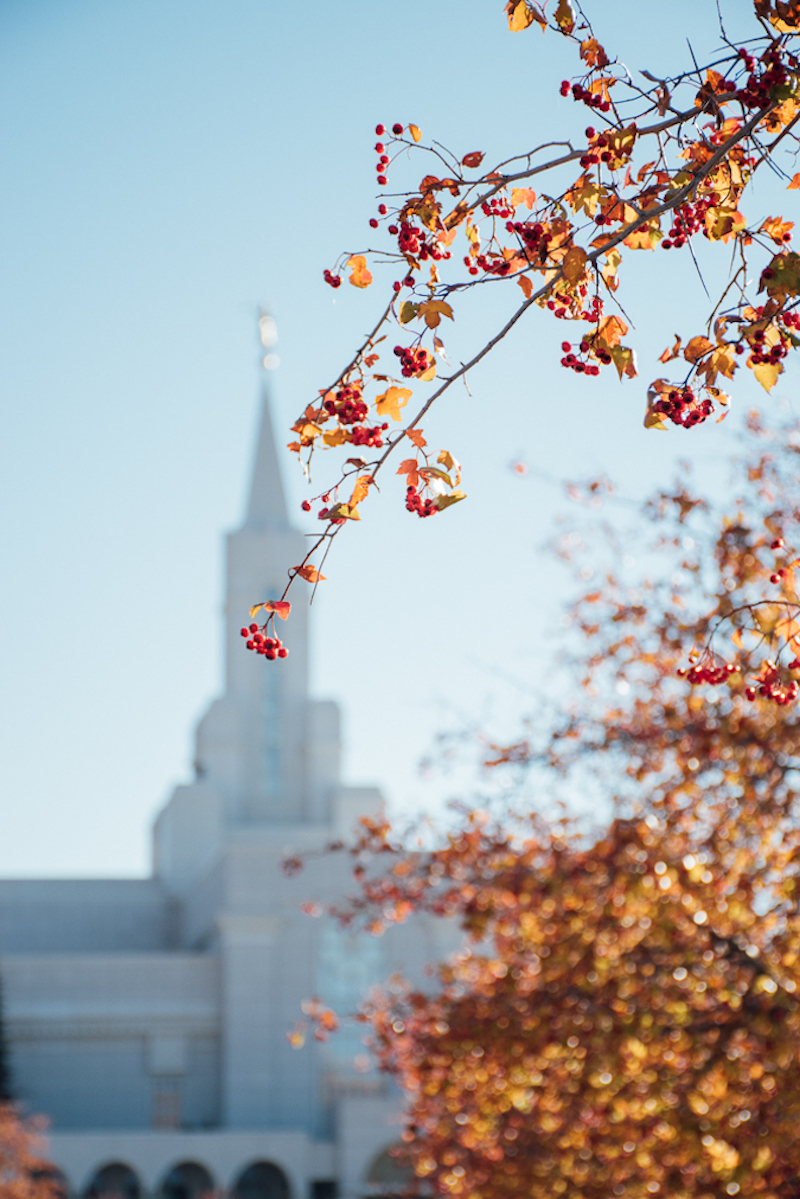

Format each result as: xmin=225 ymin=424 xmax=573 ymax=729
xmin=240 ymin=628 xmax=249 ymax=637
xmin=375 ymin=124 xmax=385 ymax=135
xmin=369 ymin=218 xmax=378 ymax=228
xmin=278 ymin=647 xmax=288 ymax=658
xmin=772 ymin=538 xmax=785 ymax=549
xmin=375 ymin=143 xmax=384 ymax=152
xmin=377 ymin=175 xmax=387 ymax=186
xmin=392 ymin=123 xmax=403 ymax=135
xmin=249 ymin=623 xmax=258 ymax=633
xmin=246 ymin=640 xmax=255 ymax=650
xmin=301 ymin=500 xmax=311 ymax=512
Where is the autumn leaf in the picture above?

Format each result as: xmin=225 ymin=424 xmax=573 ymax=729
xmin=408 ymin=124 xmax=422 ymax=143
xmin=419 ymin=363 xmax=437 ymax=382
xmin=437 ymin=449 xmax=462 ymax=485
xmin=250 ymin=600 xmax=292 ymax=621
xmin=609 ymin=344 xmax=637 ymax=380
xmin=462 ymin=151 xmax=485 ymax=169
xmin=406 ymin=427 xmax=427 ymax=450
xmin=517 ymin=274 xmax=533 ymax=299
xmin=683 ymin=336 xmax=714 ymax=364
xmin=660 ymin=335 xmax=682 ymax=363
xmin=760 ymin=216 xmax=795 ymax=245
xmin=325 ymin=502 xmax=360 ymax=521
xmin=505 ymin=0 xmax=546 ymax=31
xmin=433 ymin=489 xmax=467 ymax=511
xmin=562 ymin=245 xmax=588 ymax=286
xmin=705 ymin=207 xmax=746 ymax=242
xmin=750 ymin=357 xmax=784 ymax=392
xmin=397 ymin=458 xmax=421 ymax=489
xmin=293 ymin=564 xmax=327 ymax=583
xmin=417 ymin=300 xmax=454 ymax=328
xmin=347 ymin=254 xmax=373 ymax=288
xmin=759 ymin=251 xmax=800 ymax=298
xmin=347 ymin=475 xmax=370 ymax=509
xmin=376 ymin=386 xmax=412 ymax=421
xmin=511 ymin=188 xmax=536 ymax=209
xmin=323 ymin=427 xmax=348 ymax=447
xmin=789 ymin=173 xmax=800 ymax=190
xmin=554 ymin=0 xmax=575 ymax=32
xmin=399 ymin=301 xmax=419 ymax=324
xmin=596 ymin=315 xmax=629 ymax=348
xmin=624 ymin=218 xmax=662 ymax=250
xmin=580 ymin=37 xmax=609 ymax=68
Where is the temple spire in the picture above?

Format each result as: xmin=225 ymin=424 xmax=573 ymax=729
xmin=244 ymin=313 xmax=290 ymax=529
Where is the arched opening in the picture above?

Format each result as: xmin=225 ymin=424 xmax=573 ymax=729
xmin=233 ymin=1162 xmax=290 ymax=1199
xmin=364 ymin=1146 xmax=414 ymax=1198
xmin=160 ymin=1162 xmax=215 ymax=1199
xmin=85 ymin=1163 xmax=141 ymax=1199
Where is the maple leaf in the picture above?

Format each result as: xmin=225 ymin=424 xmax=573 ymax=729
xmin=250 ymin=600 xmax=292 ymax=621
xmin=417 ymin=300 xmax=454 ymax=328
xmin=580 ymin=37 xmax=609 ymax=68
xmin=406 ymin=427 xmax=427 ymax=450
xmin=659 ymin=335 xmax=682 ymax=363
xmin=705 ymin=207 xmax=746 ymax=243
xmin=438 ymin=449 xmax=461 ymax=485
xmin=596 ymin=315 xmax=629 ymax=348
xmin=761 ymin=216 xmax=795 ymax=246
xmin=683 ymin=336 xmax=714 ymax=364
xmin=624 ymin=218 xmax=662 ymax=250
xmin=397 ymin=458 xmax=421 ymax=489
xmin=399 ymin=301 xmax=419 ymax=324
xmin=292 ymin=564 xmax=327 ymax=583
xmin=562 ymin=246 xmax=588 ymax=286
xmin=759 ymin=251 xmax=800 ymax=297
xmin=376 ymin=386 xmax=412 ymax=421
xmin=349 ymin=475 xmax=372 ymax=508
xmin=347 ymin=254 xmax=373 ymax=288
xmin=461 ymin=151 xmax=485 ymax=169
xmin=433 ymin=489 xmax=466 ymax=511
xmin=789 ymin=174 xmax=800 ymax=190
xmin=323 ymin=427 xmax=348 ymax=447
xmin=511 ymin=188 xmax=536 ymax=209
xmin=609 ymin=345 xmax=637 ymax=380
xmin=554 ymin=0 xmax=575 ymax=32
xmin=408 ymin=124 xmax=422 ymax=143
xmin=505 ymin=0 xmax=546 ymax=30
xmin=567 ymin=176 xmax=603 ymax=217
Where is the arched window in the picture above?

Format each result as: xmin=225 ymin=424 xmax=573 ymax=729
xmin=160 ymin=1162 xmax=215 ymax=1199
xmin=233 ymin=1162 xmax=290 ymax=1199
xmin=85 ymin=1163 xmax=141 ymax=1199
xmin=364 ymin=1146 xmax=414 ymax=1198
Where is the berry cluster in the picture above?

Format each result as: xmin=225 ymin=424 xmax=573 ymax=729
xmin=374 ymin=123 xmax=404 ymax=186
xmin=394 ymin=345 xmax=435 ymax=377
xmin=748 ymin=325 xmax=788 ymax=369
xmin=323 ymin=268 xmax=342 ymax=288
xmin=678 ymin=658 xmax=737 ymax=686
xmin=661 ymin=196 xmax=714 ymax=249
xmin=481 ymin=197 xmax=513 ymax=220
xmin=736 ymin=46 xmax=791 ymax=110
xmin=650 ymin=385 xmax=715 ymax=428
xmin=405 ymin=485 xmax=438 ymax=517
xmin=506 ymin=220 xmax=552 ymax=261
xmin=560 ymin=340 xmax=605 ymax=375
xmin=475 ymin=252 xmax=512 ymax=277
xmin=745 ymin=661 xmax=799 ymax=705
xmin=387 ymin=218 xmax=447 ymax=263
xmin=241 ymin=624 xmax=289 ymax=660
xmin=579 ymin=129 xmax=614 ymax=169
xmin=559 ymin=80 xmax=611 ymax=113
xmin=323 ymin=383 xmax=368 ymax=425
xmin=351 ymin=423 xmax=388 ymax=447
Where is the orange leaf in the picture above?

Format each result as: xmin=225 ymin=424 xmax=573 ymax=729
xmin=760 ymin=216 xmax=795 ymax=246
xmin=511 ymin=188 xmax=536 ymax=209
xmin=554 ymin=0 xmax=575 ymax=33
xmin=293 ymin=565 xmax=327 ymax=583
xmin=462 ymin=151 xmax=485 ymax=169
xmin=562 ymin=245 xmax=588 ymax=285
xmin=250 ymin=600 xmax=292 ymax=621
xmin=416 ymin=300 xmax=454 ymax=328
xmin=788 ymin=174 xmax=800 ymax=190
xmin=505 ymin=0 xmax=546 ymax=30
xmin=408 ymin=124 xmax=422 ymax=143
xmin=397 ymin=459 xmax=421 ymax=489
xmin=347 ymin=254 xmax=373 ymax=288
xmin=349 ymin=475 xmax=372 ymax=508
xmin=683 ymin=336 xmax=714 ymax=364
xmin=659 ymin=335 xmax=682 ymax=363
xmin=406 ymin=427 xmax=427 ymax=449
xmin=376 ymin=386 xmax=412 ymax=421
xmin=517 ymin=274 xmax=533 ymax=299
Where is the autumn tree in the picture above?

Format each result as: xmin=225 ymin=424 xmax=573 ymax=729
xmin=295 ymin=414 xmax=800 ymax=1198
xmin=244 ymin=0 xmax=800 ymax=659
xmin=0 ymin=1103 xmax=63 ymax=1199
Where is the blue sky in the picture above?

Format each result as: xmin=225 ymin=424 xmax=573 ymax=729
xmin=1 ymin=0 xmax=795 ymax=875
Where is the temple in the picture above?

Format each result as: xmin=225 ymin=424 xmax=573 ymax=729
xmin=0 ymin=348 xmax=449 ymax=1199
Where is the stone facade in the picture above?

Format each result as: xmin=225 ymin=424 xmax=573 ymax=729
xmin=0 ymin=385 xmax=451 ymax=1199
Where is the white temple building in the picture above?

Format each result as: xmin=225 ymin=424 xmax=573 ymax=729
xmin=0 ymin=369 xmax=452 ymax=1199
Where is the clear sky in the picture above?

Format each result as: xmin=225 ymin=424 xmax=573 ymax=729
xmin=1 ymin=0 xmax=795 ymax=875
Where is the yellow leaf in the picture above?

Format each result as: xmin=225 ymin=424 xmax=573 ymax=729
xmin=506 ymin=0 xmax=546 ymax=31
xmin=419 ymin=364 xmax=437 ymax=382
xmin=750 ymin=357 xmax=783 ymax=392
xmin=293 ymin=564 xmax=327 ymax=583
xmin=705 ymin=207 xmax=745 ymax=243
xmin=408 ymin=124 xmax=422 ymax=143
xmin=347 ymin=254 xmax=373 ymax=288
xmin=399 ymin=301 xmax=419 ymax=324
xmin=325 ymin=502 xmax=360 ymax=521
xmin=760 ymin=216 xmax=795 ymax=246
xmin=624 ymin=218 xmax=662 ymax=250
xmin=437 ymin=449 xmax=461 ymax=484
xmin=562 ymin=245 xmax=588 ymax=286
xmin=323 ymin=427 xmax=348 ymax=447
xmin=416 ymin=300 xmax=454 ymax=328
xmin=609 ymin=344 xmax=637 ymax=380
xmin=434 ymin=489 xmax=466 ymax=511
xmin=683 ymin=336 xmax=713 ymax=364
xmin=554 ymin=0 xmax=575 ymax=32
xmin=376 ymin=386 xmax=412 ymax=421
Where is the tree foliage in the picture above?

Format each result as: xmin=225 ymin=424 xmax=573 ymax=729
xmin=296 ymin=416 xmax=800 ymax=1198
xmin=247 ymin=0 xmax=800 ymax=655
xmin=0 ymin=1104 xmax=62 ymax=1199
